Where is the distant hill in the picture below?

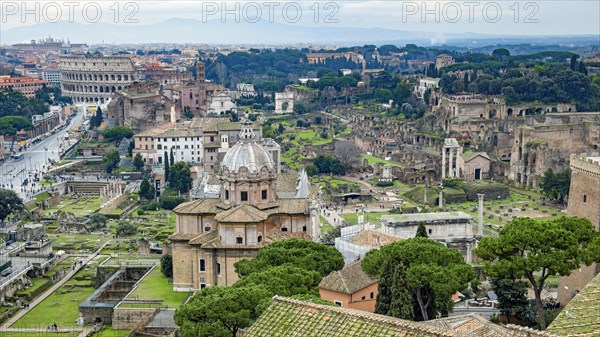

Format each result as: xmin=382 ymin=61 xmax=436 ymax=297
xmin=2 ymin=19 xmax=598 ymax=46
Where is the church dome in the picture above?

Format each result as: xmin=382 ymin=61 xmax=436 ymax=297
xmin=221 ymin=118 xmax=274 ymax=174
xmin=221 ymin=141 xmax=274 ymax=174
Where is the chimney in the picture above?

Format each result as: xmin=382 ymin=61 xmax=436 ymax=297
xmin=477 ymin=194 xmax=484 ymax=238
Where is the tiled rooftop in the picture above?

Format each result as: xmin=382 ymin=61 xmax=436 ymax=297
xmin=547 ymin=272 xmax=600 ymax=336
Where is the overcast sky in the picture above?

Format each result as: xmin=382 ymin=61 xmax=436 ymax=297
xmin=1 ymin=1 xmax=599 ymax=36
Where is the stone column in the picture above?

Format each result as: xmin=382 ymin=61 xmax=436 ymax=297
xmin=439 ymin=191 xmax=443 ymax=209
xmin=477 ymin=193 xmax=484 ymax=238
xmin=466 ymin=243 xmax=473 ymax=263
xmin=441 ymin=147 xmax=446 ymax=179
xmin=449 ymin=148 xmax=454 ymax=178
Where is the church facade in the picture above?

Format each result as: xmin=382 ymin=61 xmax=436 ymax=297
xmin=171 ymin=119 xmax=320 ymax=291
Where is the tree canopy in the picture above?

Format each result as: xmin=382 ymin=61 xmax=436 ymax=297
xmin=234 ymin=239 xmax=344 ymax=277
xmin=375 ymin=258 xmax=414 ymax=320
xmin=102 ymin=126 xmax=133 ymax=143
xmin=0 ymin=88 xmax=49 ymax=118
xmin=168 ymin=162 xmax=193 ymax=193
xmin=491 ymin=277 xmax=530 ymax=324
xmin=103 ymin=149 xmax=120 ymax=174
xmin=175 ymin=285 xmax=272 ymax=337
xmin=0 ymin=189 xmax=24 ymax=224
xmin=476 ymin=216 xmax=600 ymax=329
xmin=133 ymin=153 xmax=145 ymax=171
xmin=540 ymin=169 xmax=571 ymax=204
xmin=139 ymin=178 xmax=155 ymax=200
xmin=313 ymin=155 xmax=346 ymax=175
xmin=234 ymin=264 xmax=322 ymax=297
xmin=362 ymin=237 xmax=475 ymax=321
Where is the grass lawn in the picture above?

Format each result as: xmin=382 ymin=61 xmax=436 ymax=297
xmin=393 ymin=180 xmax=414 ymax=195
xmin=341 ymin=211 xmax=392 ymax=226
xmin=34 ymin=191 xmax=51 ymax=202
xmin=16 ymin=277 xmax=50 ymax=298
xmin=362 ymin=154 xmax=400 ymax=167
xmin=320 ymin=216 xmax=334 ymax=237
xmin=90 ymin=326 xmax=130 ymax=337
xmin=129 ymin=209 xmax=176 ymax=244
xmin=288 ymin=129 xmax=333 ymax=146
xmin=44 ymin=197 xmax=101 ymax=218
xmin=2 ymin=332 xmax=78 ymax=337
xmin=313 ymin=176 xmax=360 ymax=190
xmin=13 ymin=276 xmax=96 ymax=327
xmin=47 ymin=233 xmax=110 ymax=253
xmin=126 ymin=268 xmax=189 ymax=308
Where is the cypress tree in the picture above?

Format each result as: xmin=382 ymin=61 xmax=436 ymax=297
xmin=416 ymin=222 xmax=428 ymax=238
xmin=164 ymin=151 xmax=170 ymax=183
xmin=375 ymin=259 xmax=414 ymax=320
xmin=170 ymin=148 xmax=175 ymax=165
xmin=374 ymin=258 xmax=392 ymax=315
xmin=388 ymin=262 xmax=414 ymax=320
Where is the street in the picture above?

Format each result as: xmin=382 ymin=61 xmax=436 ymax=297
xmin=0 ymin=109 xmax=85 ymax=200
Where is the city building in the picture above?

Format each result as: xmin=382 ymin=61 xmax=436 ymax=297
xmin=133 ymin=126 xmax=204 ymax=166
xmin=206 ymin=91 xmax=237 ymax=115
xmin=415 ymin=77 xmax=440 ymax=98
xmin=558 ymin=153 xmax=600 ymax=305
xmin=435 ymin=54 xmax=455 ymax=69
xmin=107 ymin=81 xmax=179 ymax=131
xmin=189 ymin=117 xmax=262 ymax=173
xmin=41 ymin=69 xmax=62 ymax=87
xmin=0 ymin=76 xmax=48 ymax=98
xmin=456 ymin=152 xmax=491 ymax=181
xmin=11 ymin=36 xmax=87 ymax=53
xmin=170 ymin=119 xmax=319 ymax=291
xmin=27 ymin=108 xmax=61 ymax=138
xmin=379 ymin=212 xmax=475 ymax=262
xmin=59 ymin=55 xmax=139 ymax=104
xmin=319 ymin=261 xmax=378 ymax=312
xmin=235 ymin=83 xmax=256 ymax=97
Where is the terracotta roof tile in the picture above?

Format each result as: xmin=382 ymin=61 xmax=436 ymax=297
xmin=319 ymin=261 xmax=378 ymax=295
xmin=547 ymin=272 xmax=600 ymax=336
xmin=173 ymin=198 xmax=219 ymax=214
xmin=214 ymin=204 xmax=269 ymax=223
xmin=245 ymin=297 xmax=458 ymax=337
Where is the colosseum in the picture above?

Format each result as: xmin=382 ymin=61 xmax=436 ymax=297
xmin=59 ymin=55 xmax=138 ymax=104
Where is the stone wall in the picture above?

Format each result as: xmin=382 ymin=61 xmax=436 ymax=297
xmin=112 ymin=307 xmax=158 ymax=330
xmin=567 ymin=154 xmax=600 ymax=229
xmin=559 ymin=153 xmax=600 ymax=306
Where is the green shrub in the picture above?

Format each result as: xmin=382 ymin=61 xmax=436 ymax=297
xmin=159 ymin=195 xmax=186 ymax=210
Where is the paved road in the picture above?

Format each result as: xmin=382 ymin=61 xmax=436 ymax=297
xmin=0 ymin=109 xmax=84 ymax=199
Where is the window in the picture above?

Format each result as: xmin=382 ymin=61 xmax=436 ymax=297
xmin=199 ymin=259 xmax=205 ymax=272
xmin=258 ymin=235 xmax=262 ymax=243
xmin=428 ymin=229 xmax=432 ymax=234
xmin=583 ymin=194 xmax=587 ymax=204
xmin=302 ymin=226 xmax=307 ymax=232
xmin=204 ymin=226 xmax=211 ymax=232
xmin=241 ymin=191 xmax=248 ymax=201
xmin=210 ymin=136 xmax=215 ymax=142
xmin=370 ymin=292 xmax=374 ymax=299
xmin=281 ymin=227 xmax=288 ymax=232
xmin=261 ymin=190 xmax=267 ymax=200
xmin=200 ymin=283 xmax=206 ymax=289
xmin=362 ymin=296 xmax=366 ymax=300
xmin=225 ymin=190 xmax=229 ymax=200
xmin=216 ymin=263 xmax=221 ymax=276
xmin=334 ymin=300 xmax=342 ymax=306
xmin=236 ymin=237 xmax=243 ymax=244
